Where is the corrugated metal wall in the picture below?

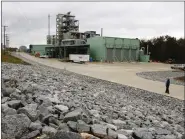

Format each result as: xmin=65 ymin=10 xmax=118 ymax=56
xmin=87 ymin=37 xmax=106 ymax=61
xmin=106 ymin=48 xmax=114 ymax=62
xmin=122 ymin=48 xmax=130 ymax=61
xmin=115 ymin=49 xmax=121 ymax=61
xmin=87 ymin=36 xmax=140 ymax=62
xmin=130 ymin=49 xmax=137 ymax=61
xmin=103 ymin=37 xmax=140 ymax=62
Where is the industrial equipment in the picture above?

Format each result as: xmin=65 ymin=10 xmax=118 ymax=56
xmin=56 ymin=12 xmax=79 ymax=45
xmin=30 ymin=11 xmax=140 ymax=63
xmin=59 ymin=39 xmax=90 ymax=62
xmin=139 ymin=47 xmax=150 ymax=62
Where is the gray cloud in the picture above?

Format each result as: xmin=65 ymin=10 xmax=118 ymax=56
xmin=2 ymin=2 xmax=184 ymax=48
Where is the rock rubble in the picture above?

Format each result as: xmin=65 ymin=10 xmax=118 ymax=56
xmin=1 ymin=62 xmax=184 ymax=139
xmin=136 ymin=71 xmax=184 ymax=85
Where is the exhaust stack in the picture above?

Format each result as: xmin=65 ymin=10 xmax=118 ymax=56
xmin=101 ymin=28 xmax=103 ymax=37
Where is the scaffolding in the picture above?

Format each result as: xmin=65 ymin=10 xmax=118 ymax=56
xmin=47 ymin=35 xmax=56 ymax=45
xmin=56 ymin=12 xmax=79 ymax=45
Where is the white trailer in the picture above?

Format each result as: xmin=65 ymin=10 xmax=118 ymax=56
xmin=171 ymin=64 xmax=185 ymax=71
xmin=69 ymin=54 xmax=89 ymax=63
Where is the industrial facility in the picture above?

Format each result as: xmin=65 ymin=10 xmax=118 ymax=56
xmin=29 ymin=12 xmax=149 ymax=62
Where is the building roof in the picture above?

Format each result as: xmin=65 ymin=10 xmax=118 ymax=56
xmin=91 ymin=36 xmax=140 ymax=40
xmin=45 ymin=44 xmax=89 ymax=48
xmin=30 ymin=44 xmax=53 ymax=46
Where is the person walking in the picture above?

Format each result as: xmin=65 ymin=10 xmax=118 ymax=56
xmin=165 ymin=78 xmax=170 ymax=94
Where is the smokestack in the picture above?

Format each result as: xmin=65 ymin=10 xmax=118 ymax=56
xmin=101 ymin=28 xmax=103 ymax=37
xmin=48 ymin=14 xmax=50 ymax=36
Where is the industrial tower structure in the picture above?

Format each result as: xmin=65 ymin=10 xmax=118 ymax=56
xmin=56 ymin=12 xmax=79 ymax=45
xmin=47 ymin=12 xmax=99 ymax=46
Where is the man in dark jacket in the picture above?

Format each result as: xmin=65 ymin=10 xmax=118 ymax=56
xmin=165 ymin=78 xmax=170 ymax=94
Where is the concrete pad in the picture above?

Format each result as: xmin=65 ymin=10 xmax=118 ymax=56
xmin=16 ymin=52 xmax=184 ymax=100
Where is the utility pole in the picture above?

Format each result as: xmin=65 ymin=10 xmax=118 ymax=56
xmin=5 ymin=34 xmax=9 ymax=48
xmin=1 ymin=26 xmax=3 ymax=51
xmin=2 ymin=25 xmax=8 ymax=54
xmin=48 ymin=14 xmax=51 ymax=44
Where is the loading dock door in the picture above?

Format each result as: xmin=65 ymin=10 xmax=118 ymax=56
xmin=106 ymin=48 xmax=114 ymax=62
xmin=115 ymin=49 xmax=122 ymax=62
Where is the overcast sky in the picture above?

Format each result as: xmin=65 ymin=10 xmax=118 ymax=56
xmin=2 ymin=2 xmax=184 ymax=48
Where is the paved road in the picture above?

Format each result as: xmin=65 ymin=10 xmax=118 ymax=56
xmin=16 ymin=52 xmax=184 ymax=100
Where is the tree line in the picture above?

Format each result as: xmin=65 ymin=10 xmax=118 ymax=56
xmin=140 ymin=35 xmax=185 ymax=64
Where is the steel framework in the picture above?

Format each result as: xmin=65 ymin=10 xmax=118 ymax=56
xmin=56 ymin=12 xmax=79 ymax=45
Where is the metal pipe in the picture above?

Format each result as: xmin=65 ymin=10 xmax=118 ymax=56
xmin=101 ymin=28 xmax=103 ymax=36
xmin=147 ymin=45 xmax=149 ymax=55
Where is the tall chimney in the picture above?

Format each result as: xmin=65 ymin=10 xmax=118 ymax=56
xmin=101 ymin=28 xmax=103 ymax=37
xmin=48 ymin=14 xmax=50 ymax=36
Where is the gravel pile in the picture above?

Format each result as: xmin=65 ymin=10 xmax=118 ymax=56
xmin=1 ymin=62 xmax=184 ymax=139
xmin=136 ymin=71 xmax=184 ymax=85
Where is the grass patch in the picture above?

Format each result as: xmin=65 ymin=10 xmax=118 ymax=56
xmin=174 ymin=76 xmax=185 ymax=83
xmin=2 ymin=52 xmax=30 ymax=65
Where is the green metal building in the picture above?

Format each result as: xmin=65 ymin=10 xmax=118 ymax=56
xmin=87 ymin=36 xmax=140 ymax=62
xmin=29 ymin=41 xmax=89 ymax=58
xmin=29 ymin=44 xmax=54 ymax=56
